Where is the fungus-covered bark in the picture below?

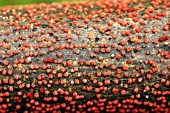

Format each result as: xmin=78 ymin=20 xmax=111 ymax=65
xmin=0 ymin=0 xmax=169 ymax=112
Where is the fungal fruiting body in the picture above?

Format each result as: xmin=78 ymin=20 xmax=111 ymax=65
xmin=0 ymin=0 xmax=170 ymax=112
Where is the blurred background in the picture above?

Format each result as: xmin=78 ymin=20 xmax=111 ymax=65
xmin=0 ymin=0 xmax=83 ymax=6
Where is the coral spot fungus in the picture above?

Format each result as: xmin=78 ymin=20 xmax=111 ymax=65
xmin=0 ymin=0 xmax=169 ymax=112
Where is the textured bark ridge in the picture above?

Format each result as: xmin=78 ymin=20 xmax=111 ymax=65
xmin=0 ymin=0 xmax=169 ymax=112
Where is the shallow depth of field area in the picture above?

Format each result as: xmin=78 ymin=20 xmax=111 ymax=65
xmin=0 ymin=0 xmax=83 ymax=6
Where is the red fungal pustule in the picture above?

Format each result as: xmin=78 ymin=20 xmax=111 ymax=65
xmin=163 ymin=25 xmax=169 ymax=31
xmin=121 ymin=90 xmax=127 ymax=95
xmin=158 ymin=35 xmax=169 ymax=42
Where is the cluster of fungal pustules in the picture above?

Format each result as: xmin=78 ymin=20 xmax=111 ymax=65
xmin=0 ymin=0 xmax=169 ymax=112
